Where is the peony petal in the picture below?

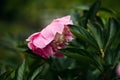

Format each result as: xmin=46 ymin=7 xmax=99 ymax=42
xmin=51 ymin=21 xmax=64 ymax=34
xmin=53 ymin=15 xmax=73 ymax=25
xmin=33 ymin=45 xmax=54 ymax=59
xmin=116 ymin=63 xmax=120 ymax=77
xmin=26 ymin=32 xmax=40 ymax=41
xmin=26 ymin=15 xmax=73 ymax=59
xmin=41 ymin=21 xmax=65 ymax=45
xmin=33 ymin=48 xmax=49 ymax=59
xmin=64 ymin=25 xmax=73 ymax=41
xmin=33 ymin=34 xmax=46 ymax=48
xmin=54 ymin=52 xmax=64 ymax=57
xmin=28 ymin=42 xmax=36 ymax=50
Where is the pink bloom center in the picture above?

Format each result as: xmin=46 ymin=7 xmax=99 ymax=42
xmin=50 ymin=26 xmax=72 ymax=53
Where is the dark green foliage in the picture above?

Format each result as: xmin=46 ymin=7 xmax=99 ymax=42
xmin=0 ymin=1 xmax=120 ymax=80
xmin=67 ymin=0 xmax=120 ymax=79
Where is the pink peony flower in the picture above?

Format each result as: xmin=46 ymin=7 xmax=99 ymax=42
xmin=116 ymin=63 xmax=120 ymax=77
xmin=26 ymin=15 xmax=73 ymax=59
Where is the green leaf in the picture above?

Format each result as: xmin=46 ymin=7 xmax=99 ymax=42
xmin=104 ymin=18 xmax=118 ymax=52
xmin=0 ymin=71 xmax=12 ymax=80
xmin=70 ymin=25 xmax=98 ymax=49
xmin=28 ymin=65 xmax=44 ymax=80
xmin=63 ymin=51 xmax=94 ymax=64
xmin=104 ymin=49 xmax=114 ymax=65
xmin=15 ymin=60 xmax=25 ymax=80
xmin=96 ymin=16 xmax=105 ymax=30
xmin=112 ymin=44 xmax=120 ymax=68
xmin=71 ymin=10 xmax=81 ymax=26
xmin=100 ymin=7 xmax=116 ymax=15
xmin=61 ymin=50 xmax=102 ymax=72
xmin=51 ymin=57 xmax=75 ymax=71
xmin=88 ymin=22 xmax=104 ymax=50
xmin=71 ymin=9 xmax=88 ymax=27
xmin=87 ymin=0 xmax=101 ymax=20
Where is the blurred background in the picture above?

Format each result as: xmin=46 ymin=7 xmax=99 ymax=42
xmin=0 ymin=0 xmax=120 ymax=72
xmin=0 ymin=0 xmax=120 ymax=36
